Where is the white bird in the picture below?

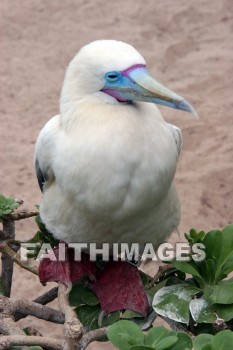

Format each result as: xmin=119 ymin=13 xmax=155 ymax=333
xmin=35 ymin=40 xmax=195 ymax=257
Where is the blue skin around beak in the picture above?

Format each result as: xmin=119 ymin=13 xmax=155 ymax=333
xmin=102 ymin=65 xmax=197 ymax=117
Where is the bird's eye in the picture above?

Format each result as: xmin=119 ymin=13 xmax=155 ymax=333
xmin=105 ymin=71 xmax=121 ymax=82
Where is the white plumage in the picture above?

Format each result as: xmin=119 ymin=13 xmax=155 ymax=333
xmin=35 ymin=40 xmax=189 ymax=253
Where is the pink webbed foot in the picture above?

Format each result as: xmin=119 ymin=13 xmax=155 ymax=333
xmin=39 ymin=244 xmax=96 ymax=287
xmin=39 ymin=245 xmax=149 ymax=316
xmin=89 ymin=261 xmax=149 ymax=316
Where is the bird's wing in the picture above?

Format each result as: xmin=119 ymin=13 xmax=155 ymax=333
xmin=166 ymin=123 xmax=183 ymax=158
xmin=35 ymin=158 xmax=47 ymax=192
xmin=34 ymin=115 xmax=59 ymax=192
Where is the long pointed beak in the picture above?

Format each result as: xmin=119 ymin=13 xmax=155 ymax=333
xmin=128 ymin=67 xmax=197 ymax=116
xmin=104 ymin=66 xmax=197 ymax=117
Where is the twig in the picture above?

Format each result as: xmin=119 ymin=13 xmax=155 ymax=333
xmin=76 ymin=327 xmax=108 ymax=350
xmin=0 ymin=241 xmax=39 ymax=275
xmin=146 ymin=264 xmax=172 ymax=290
xmin=0 ymin=296 xmax=27 ymax=346
xmin=0 ymin=295 xmax=64 ymax=324
xmin=0 ymin=229 xmax=4 ymax=240
xmin=212 ymin=318 xmax=228 ymax=332
xmin=33 ymin=286 xmax=58 ymax=305
xmin=15 ymin=198 xmax=24 ymax=206
xmin=58 ymin=282 xmax=84 ymax=350
xmin=8 ymin=210 xmax=39 ymax=221
xmin=0 ymin=313 xmax=25 ymax=336
xmin=0 ymin=335 xmax=64 ymax=350
xmin=0 ymin=295 xmax=64 ymax=350
xmin=1 ymin=218 xmax=15 ymax=297
xmin=15 ymin=287 xmax=59 ymax=321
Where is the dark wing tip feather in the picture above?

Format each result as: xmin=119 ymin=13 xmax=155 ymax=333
xmin=35 ymin=158 xmax=47 ymax=192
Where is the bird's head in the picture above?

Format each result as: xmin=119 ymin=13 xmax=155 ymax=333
xmin=60 ymin=40 xmax=196 ymax=116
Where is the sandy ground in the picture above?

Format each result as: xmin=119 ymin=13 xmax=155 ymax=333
xmin=1 ymin=0 xmax=233 ymax=348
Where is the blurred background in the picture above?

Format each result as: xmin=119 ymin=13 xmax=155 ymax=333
xmin=0 ymin=0 xmax=233 ymax=347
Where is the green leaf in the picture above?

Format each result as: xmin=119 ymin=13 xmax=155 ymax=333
xmin=0 ymin=194 xmax=20 ymax=221
xmin=189 ymin=297 xmax=217 ymax=323
xmin=28 ymin=231 xmax=42 ymax=244
xmin=107 ymin=320 xmax=144 ymax=350
xmin=121 ymin=310 xmax=144 ymax=319
xmin=203 ymin=259 xmax=216 ymax=285
xmin=195 ymin=231 xmax=206 ymax=242
xmin=75 ymin=304 xmax=101 ymax=330
xmin=204 ymin=279 xmax=233 ymax=304
xmin=101 ymin=310 xmax=121 ymax=327
xmin=202 ymin=230 xmax=222 ymax=262
xmin=221 ymin=251 xmax=233 ymax=276
xmin=171 ymin=261 xmax=204 ymax=287
xmin=152 ymin=284 xmax=199 ymax=323
xmin=168 ymin=332 xmax=193 ymax=350
xmin=0 ymin=194 xmax=19 ymax=209
xmin=3 ymin=209 xmax=12 ymax=214
xmin=212 ymin=330 xmax=233 ymax=350
xmin=214 ymin=303 xmax=233 ymax=322
xmin=193 ymin=334 xmax=214 ymax=350
xmin=155 ymin=336 xmax=178 ymax=350
xmin=171 ymin=261 xmax=200 ymax=277
xmin=145 ymin=327 xmax=179 ymax=349
xmin=185 ymin=229 xmax=206 ymax=244
xmin=69 ymin=283 xmax=99 ymax=307
xmin=200 ymin=346 xmax=212 ymax=350
xmin=190 ymin=296 xmax=233 ymax=323
xmin=190 ymin=229 xmax=197 ymax=239
xmin=215 ymin=225 xmax=233 ymax=281
xmin=145 ymin=326 xmax=169 ymax=347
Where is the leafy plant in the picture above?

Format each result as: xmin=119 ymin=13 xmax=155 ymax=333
xmin=0 ymin=194 xmax=20 ymax=221
xmin=193 ymin=330 xmax=233 ymax=350
xmin=153 ymin=225 xmax=233 ymax=325
xmin=107 ymin=324 xmax=233 ymax=350
xmin=107 ymin=322 xmax=192 ymax=350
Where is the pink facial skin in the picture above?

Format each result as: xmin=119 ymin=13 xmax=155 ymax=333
xmin=102 ymin=88 xmax=128 ymax=102
xmin=121 ymin=64 xmax=146 ymax=76
xmin=102 ymin=64 xmax=147 ymax=102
